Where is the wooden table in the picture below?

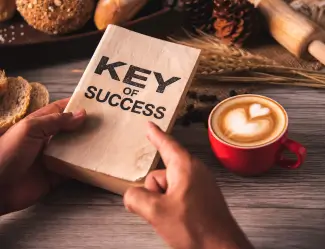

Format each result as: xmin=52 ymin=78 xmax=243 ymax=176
xmin=0 ymin=60 xmax=324 ymax=249
xmin=1 ymin=22 xmax=325 ymax=249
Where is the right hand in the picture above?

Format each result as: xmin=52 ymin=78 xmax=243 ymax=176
xmin=123 ymin=122 xmax=254 ymax=249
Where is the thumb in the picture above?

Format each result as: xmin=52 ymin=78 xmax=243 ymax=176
xmin=124 ymin=187 xmax=162 ymax=224
xmin=24 ymin=109 xmax=86 ymax=139
xmin=0 ymin=110 xmax=86 ymax=182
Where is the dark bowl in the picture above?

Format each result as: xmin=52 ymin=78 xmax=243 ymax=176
xmin=0 ymin=1 xmax=182 ymax=70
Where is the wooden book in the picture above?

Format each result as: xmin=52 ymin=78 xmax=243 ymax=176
xmin=44 ymin=25 xmax=201 ymax=195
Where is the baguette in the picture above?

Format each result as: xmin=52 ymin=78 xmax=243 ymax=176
xmin=94 ymin=0 xmax=148 ymax=30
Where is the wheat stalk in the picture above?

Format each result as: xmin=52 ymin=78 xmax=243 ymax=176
xmin=169 ymin=32 xmax=325 ymax=88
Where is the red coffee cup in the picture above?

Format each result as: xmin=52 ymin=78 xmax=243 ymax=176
xmin=208 ymin=94 xmax=306 ymax=176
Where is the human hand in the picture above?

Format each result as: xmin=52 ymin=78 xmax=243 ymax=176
xmin=124 ymin=122 xmax=254 ymax=249
xmin=0 ymin=99 xmax=86 ymax=215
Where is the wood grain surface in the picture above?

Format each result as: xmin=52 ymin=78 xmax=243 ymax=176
xmin=0 ymin=59 xmax=325 ymax=249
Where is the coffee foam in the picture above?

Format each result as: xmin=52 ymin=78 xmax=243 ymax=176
xmin=210 ymin=95 xmax=287 ymax=148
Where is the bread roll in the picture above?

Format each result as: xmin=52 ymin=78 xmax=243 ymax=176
xmin=0 ymin=0 xmax=16 ymax=22
xmin=16 ymin=0 xmax=95 ymax=35
xmin=94 ymin=0 xmax=148 ymax=30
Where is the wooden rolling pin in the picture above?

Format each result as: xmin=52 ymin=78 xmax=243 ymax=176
xmin=250 ymin=0 xmax=325 ymax=65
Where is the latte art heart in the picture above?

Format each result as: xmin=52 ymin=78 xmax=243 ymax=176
xmin=249 ymin=103 xmax=270 ymax=118
xmin=224 ymin=104 xmax=273 ymax=139
xmin=225 ymin=109 xmax=269 ymax=137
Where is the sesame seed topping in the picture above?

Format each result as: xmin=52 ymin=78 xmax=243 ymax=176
xmin=54 ymin=0 xmax=62 ymax=6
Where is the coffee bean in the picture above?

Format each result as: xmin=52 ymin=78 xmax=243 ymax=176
xmin=229 ymin=90 xmax=237 ymax=97
xmin=186 ymin=104 xmax=194 ymax=111
xmin=179 ymin=115 xmax=191 ymax=127
xmin=188 ymin=91 xmax=197 ymax=99
xmin=210 ymin=95 xmax=219 ymax=102
xmin=198 ymin=94 xmax=218 ymax=102
xmin=182 ymin=119 xmax=191 ymax=127
xmin=204 ymin=120 xmax=209 ymax=129
xmin=198 ymin=94 xmax=208 ymax=102
xmin=189 ymin=110 xmax=203 ymax=123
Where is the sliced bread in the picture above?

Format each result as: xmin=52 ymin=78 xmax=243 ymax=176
xmin=0 ymin=70 xmax=8 ymax=96
xmin=27 ymin=82 xmax=50 ymax=114
xmin=0 ymin=76 xmax=31 ymax=133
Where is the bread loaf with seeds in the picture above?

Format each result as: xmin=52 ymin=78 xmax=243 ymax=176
xmin=0 ymin=77 xmax=31 ymax=134
xmin=16 ymin=0 xmax=95 ymax=35
xmin=27 ymin=82 xmax=50 ymax=114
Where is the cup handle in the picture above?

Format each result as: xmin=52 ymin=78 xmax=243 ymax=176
xmin=277 ymin=139 xmax=307 ymax=169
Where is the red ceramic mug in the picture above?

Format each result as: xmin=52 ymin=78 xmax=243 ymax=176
xmin=208 ymin=94 xmax=306 ymax=176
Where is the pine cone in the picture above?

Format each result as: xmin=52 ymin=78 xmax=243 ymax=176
xmin=213 ymin=0 xmax=259 ymax=46
xmin=183 ymin=0 xmax=215 ymax=33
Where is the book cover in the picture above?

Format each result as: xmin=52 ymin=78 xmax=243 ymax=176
xmin=45 ymin=25 xmax=201 ymax=182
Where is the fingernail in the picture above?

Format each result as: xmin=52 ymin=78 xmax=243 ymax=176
xmin=147 ymin=121 xmax=155 ymax=129
xmin=146 ymin=122 xmax=156 ymax=138
xmin=73 ymin=109 xmax=86 ymax=118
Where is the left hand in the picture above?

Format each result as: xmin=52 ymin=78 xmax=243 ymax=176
xmin=0 ymin=99 xmax=86 ymax=215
